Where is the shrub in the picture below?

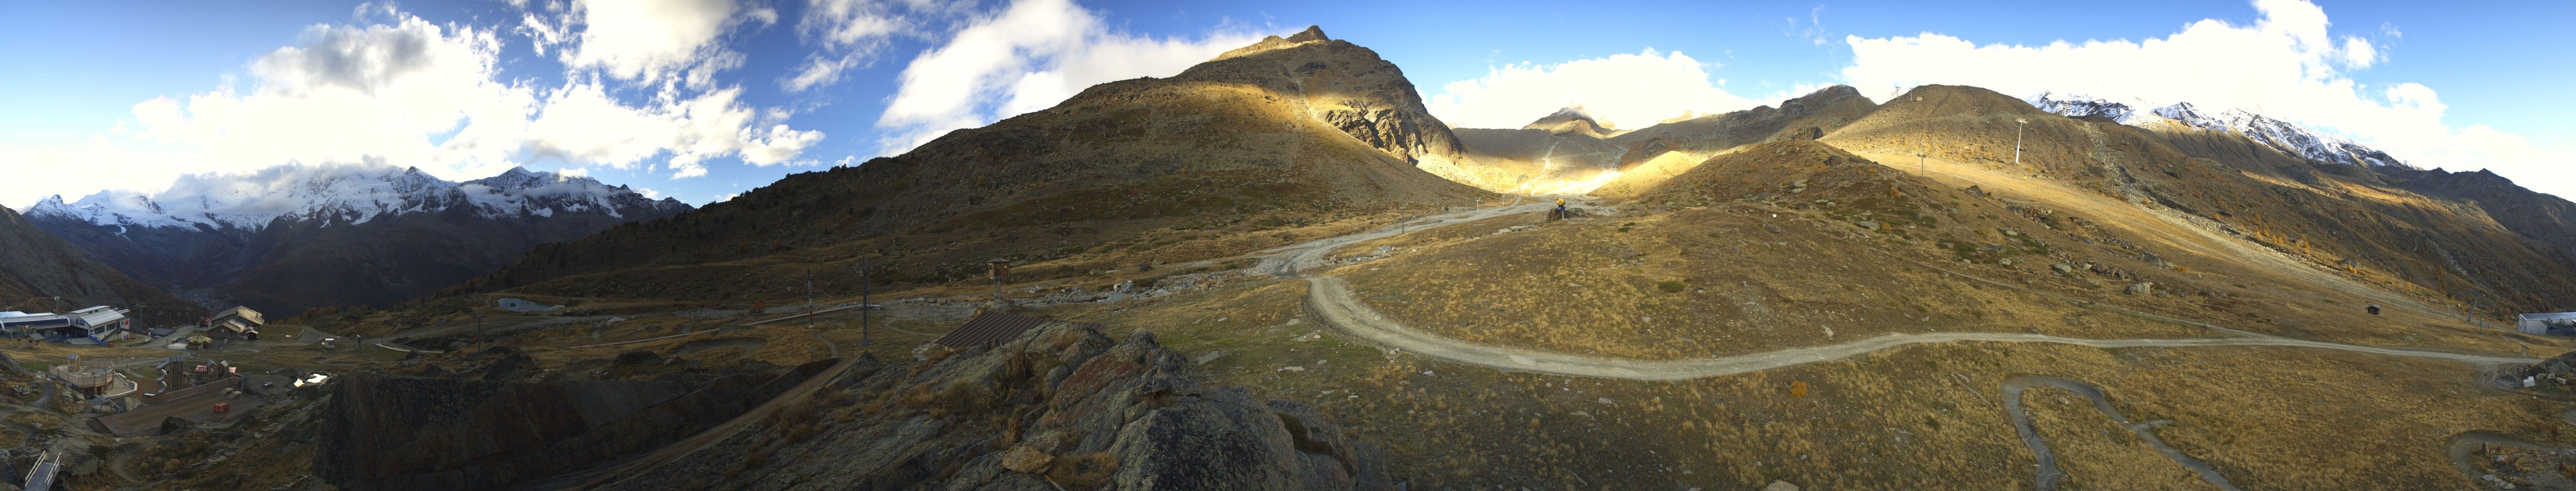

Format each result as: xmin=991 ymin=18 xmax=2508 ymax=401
xmin=1656 ymin=281 xmax=1687 ymax=293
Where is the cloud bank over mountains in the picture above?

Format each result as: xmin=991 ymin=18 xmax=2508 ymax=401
xmin=9 ymin=1 xmax=825 ymax=210
xmin=1414 ymin=0 xmax=2563 ymax=197
xmin=1831 ymin=0 xmax=2563 ymax=194
xmin=1425 ymin=49 xmax=1768 ymax=130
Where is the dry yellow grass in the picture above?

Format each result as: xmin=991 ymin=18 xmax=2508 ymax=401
xmin=1047 ymin=270 xmax=2570 ymax=490
xmin=2022 ymin=386 xmax=2219 ymax=490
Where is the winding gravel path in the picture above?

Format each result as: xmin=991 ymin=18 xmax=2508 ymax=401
xmin=1305 ymin=276 xmax=2532 ymax=381
xmin=2002 ymin=375 xmax=2239 ymax=491
xmin=1252 ymin=201 xmax=1560 ymax=277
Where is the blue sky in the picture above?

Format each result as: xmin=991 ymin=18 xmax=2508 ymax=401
xmin=4 ymin=0 xmax=2569 ymax=209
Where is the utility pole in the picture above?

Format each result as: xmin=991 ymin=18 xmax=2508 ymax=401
xmin=857 ymin=261 xmax=874 ymax=347
xmin=2014 ymin=118 xmax=2029 ymax=165
xmin=803 ymin=269 xmax=816 ymax=330
xmin=1916 ymin=152 xmax=1928 ymax=175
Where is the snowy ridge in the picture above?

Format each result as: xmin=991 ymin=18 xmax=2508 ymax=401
xmin=26 ymin=163 xmax=687 ymax=231
xmin=2027 ymin=92 xmax=2410 ymax=169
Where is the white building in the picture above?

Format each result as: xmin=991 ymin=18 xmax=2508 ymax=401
xmin=0 ymin=307 xmax=135 ymax=342
xmin=2521 ymin=312 xmax=2576 ymax=336
xmin=0 ymin=311 xmax=70 ymax=336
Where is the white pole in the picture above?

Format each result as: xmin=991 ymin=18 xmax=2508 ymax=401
xmin=2014 ymin=118 xmax=2028 ymax=166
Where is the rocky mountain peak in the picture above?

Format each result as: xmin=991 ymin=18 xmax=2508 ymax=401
xmin=1287 ymin=24 xmax=1329 ymax=43
xmin=1523 ymin=106 xmax=1616 ymax=137
xmin=1179 ymin=26 xmax=1466 ymax=166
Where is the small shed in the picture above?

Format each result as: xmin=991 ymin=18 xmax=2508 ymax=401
xmin=2520 ymin=312 xmax=2576 ymax=336
xmin=931 ymin=311 xmax=1101 ymax=349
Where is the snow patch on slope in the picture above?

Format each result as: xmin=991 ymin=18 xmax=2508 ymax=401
xmin=2028 ymin=92 xmax=2411 ymax=169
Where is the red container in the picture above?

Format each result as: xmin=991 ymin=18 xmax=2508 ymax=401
xmin=211 ymin=401 xmax=230 ymax=413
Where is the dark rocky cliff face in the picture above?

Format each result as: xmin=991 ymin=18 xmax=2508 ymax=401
xmin=1184 ymin=25 xmax=1467 ymax=166
xmin=313 ymin=349 xmax=829 ymax=491
xmin=587 ymin=322 xmax=1388 ymax=491
xmin=0 ymin=205 xmax=200 ymax=324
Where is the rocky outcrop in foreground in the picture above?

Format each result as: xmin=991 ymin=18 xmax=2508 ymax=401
xmin=591 ymin=321 xmax=1388 ymax=491
xmin=312 ymin=348 xmax=834 ymax=490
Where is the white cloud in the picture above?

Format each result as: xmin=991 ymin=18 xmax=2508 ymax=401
xmin=1837 ymin=0 xmax=2571 ymax=198
xmin=2 ymin=7 xmax=820 ymax=208
xmin=1425 ymin=49 xmax=1761 ymax=130
xmin=637 ymin=187 xmax=662 ymax=199
xmin=554 ymin=0 xmax=752 ymax=85
xmin=712 ymin=192 xmax=740 ymax=204
xmin=871 ymin=0 xmax=1262 ymax=154
xmin=521 ymin=83 xmax=824 ymax=178
xmin=782 ymin=0 xmax=919 ymax=92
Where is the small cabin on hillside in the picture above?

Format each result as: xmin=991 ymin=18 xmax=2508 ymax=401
xmin=2520 ymin=312 xmax=2576 ymax=337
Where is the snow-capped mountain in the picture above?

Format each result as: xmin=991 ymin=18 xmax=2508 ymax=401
xmin=21 ymin=163 xmax=691 ymax=315
xmin=2028 ymin=92 xmax=2409 ymax=168
xmin=26 ymin=164 xmax=683 ymax=231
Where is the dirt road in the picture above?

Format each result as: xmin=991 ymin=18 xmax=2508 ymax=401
xmin=1252 ymin=200 xmax=1564 ymax=277
xmin=1303 ymin=276 xmax=2532 ymax=381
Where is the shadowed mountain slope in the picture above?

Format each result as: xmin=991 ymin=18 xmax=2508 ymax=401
xmin=1608 ymin=85 xmax=1877 ymax=161
xmin=0 ymin=205 xmax=202 ymax=325
xmin=1820 ymin=84 xmax=2576 ymax=314
xmin=1587 ymin=86 xmax=1879 ymax=198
